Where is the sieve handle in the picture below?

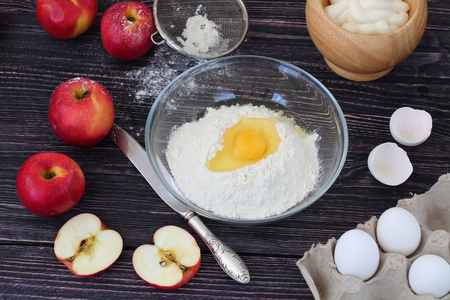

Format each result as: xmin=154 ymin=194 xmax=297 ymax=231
xmin=187 ymin=214 xmax=250 ymax=284
xmin=151 ymin=31 xmax=166 ymax=45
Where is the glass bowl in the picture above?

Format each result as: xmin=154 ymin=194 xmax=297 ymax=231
xmin=145 ymin=55 xmax=348 ymax=224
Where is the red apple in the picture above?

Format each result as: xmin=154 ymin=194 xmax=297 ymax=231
xmin=133 ymin=225 xmax=201 ymax=290
xmin=101 ymin=1 xmax=156 ymax=60
xmin=49 ymin=77 xmax=115 ymax=147
xmin=37 ymin=0 xmax=98 ymax=39
xmin=54 ymin=213 xmax=123 ymax=277
xmin=16 ymin=152 xmax=85 ymax=217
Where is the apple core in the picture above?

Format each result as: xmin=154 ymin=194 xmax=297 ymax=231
xmin=161 ymin=251 xmax=187 ymax=272
xmin=66 ymin=237 xmax=94 ymax=263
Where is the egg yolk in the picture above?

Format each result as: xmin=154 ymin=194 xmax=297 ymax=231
xmin=207 ymin=117 xmax=281 ymax=172
xmin=234 ymin=131 xmax=266 ymax=159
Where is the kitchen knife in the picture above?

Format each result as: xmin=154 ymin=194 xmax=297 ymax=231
xmin=108 ymin=123 xmax=250 ymax=284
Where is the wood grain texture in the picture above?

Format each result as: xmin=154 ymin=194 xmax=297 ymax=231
xmin=0 ymin=0 xmax=449 ymax=299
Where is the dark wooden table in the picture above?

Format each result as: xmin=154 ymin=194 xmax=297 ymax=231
xmin=1 ymin=0 xmax=449 ymax=299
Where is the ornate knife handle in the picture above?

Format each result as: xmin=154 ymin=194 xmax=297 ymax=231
xmin=187 ymin=214 xmax=250 ymax=284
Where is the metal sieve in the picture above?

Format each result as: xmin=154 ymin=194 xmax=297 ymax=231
xmin=152 ymin=0 xmax=249 ymax=60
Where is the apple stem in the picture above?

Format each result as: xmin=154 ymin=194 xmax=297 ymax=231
xmin=66 ymin=238 xmax=94 ymax=263
xmin=75 ymin=90 xmax=91 ymax=100
xmin=45 ymin=171 xmax=56 ymax=180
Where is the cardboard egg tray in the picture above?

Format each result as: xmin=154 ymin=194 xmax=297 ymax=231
xmin=297 ymin=174 xmax=450 ymax=300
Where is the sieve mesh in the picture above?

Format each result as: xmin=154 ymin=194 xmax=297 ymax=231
xmin=153 ymin=0 xmax=248 ymax=59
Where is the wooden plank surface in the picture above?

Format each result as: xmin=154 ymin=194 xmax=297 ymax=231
xmin=0 ymin=0 xmax=449 ymax=299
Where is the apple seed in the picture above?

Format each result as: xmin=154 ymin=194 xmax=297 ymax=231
xmin=161 ymin=251 xmax=187 ymax=272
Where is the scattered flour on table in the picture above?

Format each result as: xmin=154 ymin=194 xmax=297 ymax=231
xmin=126 ymin=64 xmax=178 ymax=104
xmin=118 ymin=47 xmax=202 ymax=131
xmin=166 ymin=105 xmax=320 ymax=220
xmin=125 ymin=47 xmax=203 ymax=105
xmin=176 ymin=5 xmax=227 ymax=55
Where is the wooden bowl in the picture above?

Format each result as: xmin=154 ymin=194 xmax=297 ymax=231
xmin=305 ymin=0 xmax=427 ymax=81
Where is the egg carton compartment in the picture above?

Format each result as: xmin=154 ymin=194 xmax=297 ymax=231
xmin=297 ymin=174 xmax=450 ymax=300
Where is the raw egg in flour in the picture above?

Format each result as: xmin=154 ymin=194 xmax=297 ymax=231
xmin=207 ymin=117 xmax=281 ymax=172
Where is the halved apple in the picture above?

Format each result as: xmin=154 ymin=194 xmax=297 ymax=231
xmin=133 ymin=225 xmax=201 ymax=290
xmin=54 ymin=213 xmax=123 ymax=277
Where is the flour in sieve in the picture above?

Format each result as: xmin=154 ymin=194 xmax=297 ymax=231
xmin=176 ymin=5 xmax=228 ymax=55
xmin=166 ymin=105 xmax=320 ymax=219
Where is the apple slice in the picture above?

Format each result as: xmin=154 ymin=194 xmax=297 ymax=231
xmin=133 ymin=225 xmax=201 ymax=290
xmin=54 ymin=213 xmax=123 ymax=277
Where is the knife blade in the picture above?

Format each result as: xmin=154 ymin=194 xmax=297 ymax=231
xmin=108 ymin=123 xmax=250 ymax=284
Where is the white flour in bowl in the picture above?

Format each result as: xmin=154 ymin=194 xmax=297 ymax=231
xmin=166 ymin=105 xmax=320 ymax=219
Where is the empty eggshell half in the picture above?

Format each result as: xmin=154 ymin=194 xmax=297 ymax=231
xmin=368 ymin=142 xmax=413 ymax=186
xmin=390 ymin=107 xmax=432 ymax=146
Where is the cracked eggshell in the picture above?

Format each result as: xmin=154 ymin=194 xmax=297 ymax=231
xmin=368 ymin=142 xmax=413 ymax=186
xmin=390 ymin=107 xmax=432 ymax=146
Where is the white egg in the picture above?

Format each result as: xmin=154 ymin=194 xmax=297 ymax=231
xmin=367 ymin=142 xmax=413 ymax=186
xmin=334 ymin=229 xmax=380 ymax=281
xmin=408 ymin=254 xmax=450 ymax=298
xmin=376 ymin=207 xmax=421 ymax=256
xmin=390 ymin=107 xmax=432 ymax=146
